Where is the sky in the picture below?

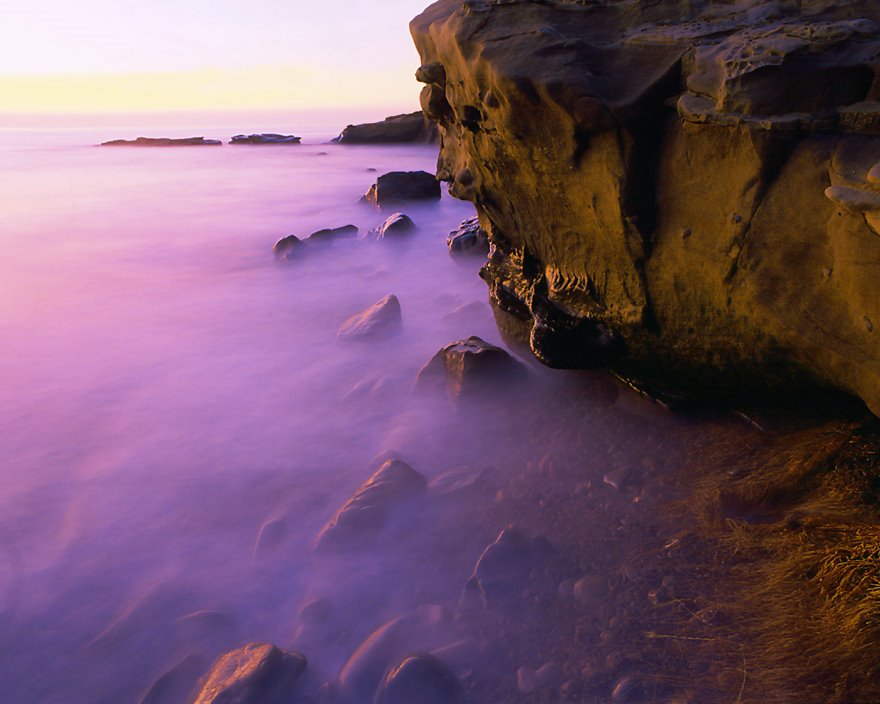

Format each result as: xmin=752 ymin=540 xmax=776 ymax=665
xmin=0 ymin=0 xmax=434 ymax=115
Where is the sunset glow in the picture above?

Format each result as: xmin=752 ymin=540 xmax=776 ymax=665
xmin=1 ymin=0 xmax=430 ymax=114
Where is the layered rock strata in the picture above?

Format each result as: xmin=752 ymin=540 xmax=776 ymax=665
xmin=411 ymin=0 xmax=880 ymax=413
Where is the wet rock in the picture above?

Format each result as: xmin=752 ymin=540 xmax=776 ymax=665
xmin=362 ymin=171 xmax=441 ymax=207
xmin=338 ymin=617 xmax=406 ymax=701
xmin=306 ymin=225 xmax=359 ymax=243
xmin=467 ymin=529 xmax=551 ymax=607
xmin=292 ymin=598 xmax=336 ymax=649
xmin=100 ymin=137 xmax=222 ymax=146
xmin=314 ymin=460 xmax=427 ymax=550
xmin=229 ymin=133 xmax=301 ymax=145
xmin=611 ymin=676 xmax=643 ymax=702
xmin=368 ymin=213 xmax=417 ymax=240
xmin=272 ymin=234 xmax=304 ymax=261
xmin=334 ymin=112 xmax=439 ymax=145
xmin=376 ymin=654 xmax=462 ymax=704
xmin=337 ymin=295 xmax=402 ymax=340
xmin=140 ymin=654 xmax=206 ymax=704
xmin=192 ymin=643 xmax=307 ymax=704
xmin=415 ymin=336 xmax=527 ymax=400
xmin=446 ymin=216 xmax=488 ymax=256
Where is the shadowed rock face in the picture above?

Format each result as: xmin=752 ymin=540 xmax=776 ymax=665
xmin=334 ymin=112 xmax=440 ymax=144
xmin=411 ymin=0 xmax=880 ymax=414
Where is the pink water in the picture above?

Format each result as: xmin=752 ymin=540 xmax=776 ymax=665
xmin=0 ymin=119 xmax=516 ymax=701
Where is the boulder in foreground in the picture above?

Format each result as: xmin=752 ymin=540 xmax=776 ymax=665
xmin=416 ymin=336 xmax=527 ymax=399
xmin=362 ymin=171 xmax=441 ymax=207
xmin=411 ymin=0 xmax=880 ymax=414
xmin=230 ymin=133 xmax=301 ymax=145
xmin=191 ymin=643 xmax=306 ymax=704
xmin=337 ymin=295 xmax=402 ymax=340
xmin=334 ymin=112 xmax=439 ymax=145
xmin=314 ymin=459 xmax=427 ymax=550
xmin=100 ymin=137 xmax=222 ymax=146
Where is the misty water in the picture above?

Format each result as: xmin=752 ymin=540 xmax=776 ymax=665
xmin=0 ymin=122 xmax=755 ymax=703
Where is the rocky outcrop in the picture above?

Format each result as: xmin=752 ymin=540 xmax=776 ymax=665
xmin=101 ymin=137 xmax=222 ymax=146
xmin=447 ymin=216 xmax=489 ymax=255
xmin=362 ymin=171 xmax=442 ymax=207
xmin=230 ymin=133 xmax=301 ymax=145
xmin=334 ymin=112 xmax=440 ymax=144
xmin=411 ymin=0 xmax=880 ymax=414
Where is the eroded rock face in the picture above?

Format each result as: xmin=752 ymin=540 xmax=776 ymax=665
xmin=191 ymin=643 xmax=306 ymax=704
xmin=334 ymin=112 xmax=440 ymax=144
xmin=411 ymin=0 xmax=880 ymax=414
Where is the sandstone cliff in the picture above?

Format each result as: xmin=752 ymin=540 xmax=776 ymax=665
xmin=411 ymin=0 xmax=880 ymax=413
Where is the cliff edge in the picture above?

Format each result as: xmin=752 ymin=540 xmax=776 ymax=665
xmin=411 ymin=0 xmax=880 ymax=413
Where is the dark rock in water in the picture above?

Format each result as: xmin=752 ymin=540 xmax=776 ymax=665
xmin=192 ymin=643 xmax=307 ymax=704
xmin=368 ymin=213 xmax=417 ymax=240
xmin=334 ymin=112 xmax=439 ymax=145
xmin=100 ymin=137 xmax=222 ymax=147
xmin=229 ymin=133 xmax=301 ymax=145
xmin=411 ymin=0 xmax=880 ymax=414
xmin=337 ymin=295 xmax=402 ymax=340
xmin=446 ymin=216 xmax=488 ymax=256
xmin=376 ymin=654 xmax=462 ymax=704
xmin=362 ymin=171 xmax=441 ymax=207
xmin=272 ymin=234 xmax=304 ymax=261
xmin=140 ymin=654 xmax=206 ymax=704
xmin=314 ymin=459 xmax=427 ymax=550
xmin=416 ymin=336 xmax=527 ymax=400
xmin=467 ymin=529 xmax=552 ymax=607
xmin=611 ymin=676 xmax=643 ymax=702
xmin=306 ymin=224 xmax=358 ymax=243
xmin=338 ymin=617 xmax=407 ymax=701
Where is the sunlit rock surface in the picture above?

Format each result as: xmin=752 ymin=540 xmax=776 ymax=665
xmin=334 ymin=112 xmax=440 ymax=144
xmin=337 ymin=294 xmax=403 ymax=340
xmin=411 ymin=0 xmax=880 ymax=414
xmin=314 ymin=459 xmax=428 ymax=550
xmin=191 ymin=643 xmax=306 ymax=704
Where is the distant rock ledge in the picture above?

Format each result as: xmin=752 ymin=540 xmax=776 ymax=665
xmin=230 ymin=133 xmax=301 ymax=145
xmin=333 ymin=112 xmax=439 ymax=145
xmin=412 ymin=0 xmax=880 ymax=415
xmin=100 ymin=137 xmax=222 ymax=147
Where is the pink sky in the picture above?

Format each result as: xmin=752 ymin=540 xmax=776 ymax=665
xmin=0 ymin=0 xmax=433 ymax=113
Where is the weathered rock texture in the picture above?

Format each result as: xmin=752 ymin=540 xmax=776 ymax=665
xmin=335 ymin=112 xmax=440 ymax=144
xmin=411 ymin=0 xmax=880 ymax=414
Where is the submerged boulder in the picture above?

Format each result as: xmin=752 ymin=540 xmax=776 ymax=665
xmin=465 ymin=529 xmax=552 ymax=608
xmin=229 ymin=133 xmax=301 ymax=145
xmin=100 ymin=137 xmax=222 ymax=146
xmin=446 ymin=216 xmax=488 ymax=256
xmin=337 ymin=295 xmax=402 ymax=340
xmin=411 ymin=0 xmax=880 ymax=414
xmin=334 ymin=112 xmax=439 ymax=145
xmin=314 ymin=459 xmax=427 ymax=550
xmin=140 ymin=654 xmax=206 ymax=704
xmin=416 ymin=336 xmax=527 ymax=399
xmin=191 ymin=643 xmax=306 ymax=704
xmin=272 ymin=234 xmax=303 ymax=261
xmin=273 ymin=225 xmax=359 ymax=260
xmin=368 ymin=213 xmax=417 ymax=239
xmin=306 ymin=224 xmax=358 ymax=243
xmin=376 ymin=654 xmax=462 ymax=704
xmin=362 ymin=171 xmax=441 ymax=207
